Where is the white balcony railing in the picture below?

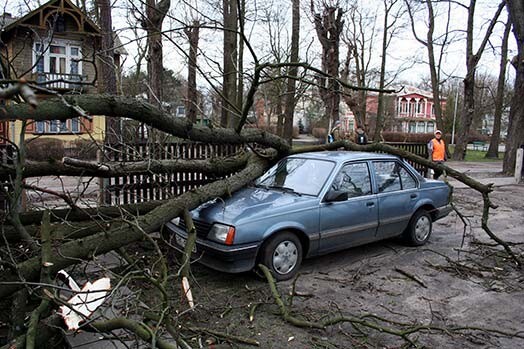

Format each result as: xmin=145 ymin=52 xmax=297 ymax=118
xmin=35 ymin=72 xmax=87 ymax=90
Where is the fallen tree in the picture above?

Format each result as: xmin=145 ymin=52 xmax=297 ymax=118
xmin=0 ymin=80 xmax=520 ymax=348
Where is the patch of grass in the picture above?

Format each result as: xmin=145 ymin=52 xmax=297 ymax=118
xmin=449 ymin=145 xmax=503 ymax=162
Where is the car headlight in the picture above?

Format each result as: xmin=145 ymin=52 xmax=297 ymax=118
xmin=207 ymin=223 xmax=235 ymax=245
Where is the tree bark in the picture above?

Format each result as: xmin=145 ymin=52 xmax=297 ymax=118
xmin=1 ymin=95 xmax=292 ymax=155
xmin=503 ymin=0 xmax=524 ymax=174
xmin=486 ymin=18 xmax=511 ymax=159
xmin=96 ymin=0 xmax=119 ymax=143
xmin=452 ymin=1 xmax=505 ymax=160
xmin=311 ymin=2 xmax=343 ymax=124
xmin=185 ymin=21 xmax=200 ymax=123
xmin=221 ymin=0 xmax=238 ymax=128
xmin=283 ymin=0 xmax=300 ymax=143
xmin=145 ymin=0 xmax=170 ymax=107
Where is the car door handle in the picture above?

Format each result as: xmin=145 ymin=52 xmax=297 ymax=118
xmin=366 ymin=202 xmax=375 ymax=207
xmin=410 ymin=194 xmax=418 ymax=199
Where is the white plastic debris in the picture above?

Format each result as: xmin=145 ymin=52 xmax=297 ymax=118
xmin=182 ymin=276 xmax=194 ymax=309
xmin=59 ymin=275 xmax=111 ymax=330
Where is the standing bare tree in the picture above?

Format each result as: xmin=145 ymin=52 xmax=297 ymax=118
xmin=503 ymin=0 xmax=524 ymax=174
xmin=145 ymin=0 xmax=171 ymax=107
xmin=340 ymin=3 xmax=377 ymax=129
xmin=374 ymin=0 xmax=404 ymax=141
xmin=185 ymin=20 xmax=200 ymax=123
xmin=97 ymin=0 xmax=118 ymax=142
xmin=283 ymin=0 xmax=300 ymax=143
xmin=311 ymin=1 xmax=344 ymax=125
xmin=452 ymin=1 xmax=505 ymax=160
xmin=221 ymin=0 xmax=238 ymax=127
xmin=486 ymin=18 xmax=511 ymax=159
xmin=405 ymin=0 xmax=453 ymax=132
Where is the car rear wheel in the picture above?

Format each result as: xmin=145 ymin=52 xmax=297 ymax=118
xmin=403 ymin=209 xmax=432 ymax=246
xmin=260 ymin=232 xmax=302 ymax=281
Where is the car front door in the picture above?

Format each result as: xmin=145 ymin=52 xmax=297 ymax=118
xmin=372 ymin=160 xmax=419 ymax=238
xmin=318 ymin=162 xmax=378 ymax=254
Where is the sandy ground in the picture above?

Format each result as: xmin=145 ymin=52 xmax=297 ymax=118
xmin=175 ymin=181 xmax=524 ymax=348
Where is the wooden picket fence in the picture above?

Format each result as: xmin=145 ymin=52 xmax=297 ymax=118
xmin=102 ymin=141 xmax=429 ymax=205
xmin=102 ymin=142 xmax=243 ymax=205
xmin=0 ymin=141 xmax=430 ymax=210
xmin=384 ymin=142 xmax=429 ymax=177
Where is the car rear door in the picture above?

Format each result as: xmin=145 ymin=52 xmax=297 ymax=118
xmin=318 ymin=162 xmax=379 ymax=254
xmin=372 ymin=160 xmax=419 ymax=238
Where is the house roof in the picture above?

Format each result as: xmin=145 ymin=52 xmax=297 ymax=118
xmin=1 ymin=0 xmax=101 ymax=34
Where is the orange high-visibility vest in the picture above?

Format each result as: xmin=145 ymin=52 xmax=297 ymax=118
xmin=431 ymin=139 xmax=446 ymax=161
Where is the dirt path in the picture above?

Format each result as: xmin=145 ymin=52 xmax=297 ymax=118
xmin=182 ymin=184 xmax=524 ymax=348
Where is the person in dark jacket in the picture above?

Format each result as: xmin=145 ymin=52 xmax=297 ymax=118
xmin=355 ymin=126 xmax=367 ymax=145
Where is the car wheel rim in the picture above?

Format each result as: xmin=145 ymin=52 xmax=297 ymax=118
xmin=272 ymin=240 xmax=298 ymax=275
xmin=415 ymin=215 xmax=431 ymax=241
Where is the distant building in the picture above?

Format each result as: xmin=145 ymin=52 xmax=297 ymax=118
xmin=366 ymin=86 xmax=446 ymax=134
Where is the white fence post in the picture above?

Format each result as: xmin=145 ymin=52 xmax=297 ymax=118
xmin=516 ymin=148 xmax=523 ymax=184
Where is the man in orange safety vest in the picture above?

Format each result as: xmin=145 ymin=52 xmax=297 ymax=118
xmin=427 ymin=130 xmax=447 ymax=179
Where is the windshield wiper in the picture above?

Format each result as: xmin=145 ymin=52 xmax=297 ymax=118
xmin=267 ymin=185 xmax=302 ymax=196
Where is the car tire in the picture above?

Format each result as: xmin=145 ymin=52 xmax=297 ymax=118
xmin=402 ymin=209 xmax=432 ymax=246
xmin=260 ymin=232 xmax=303 ymax=281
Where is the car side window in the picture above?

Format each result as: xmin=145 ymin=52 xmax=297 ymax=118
xmin=374 ymin=161 xmax=402 ymax=193
xmin=332 ymin=162 xmax=372 ymax=198
xmin=399 ymin=166 xmax=417 ymax=189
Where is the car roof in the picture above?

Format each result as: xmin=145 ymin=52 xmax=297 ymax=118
xmin=289 ymin=151 xmax=400 ymax=163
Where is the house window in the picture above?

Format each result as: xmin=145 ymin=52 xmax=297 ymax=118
xmin=427 ymin=122 xmax=435 ymax=133
xmin=33 ymin=40 xmax=82 ymax=77
xmin=417 ymin=122 xmax=425 ymax=133
xmin=49 ymin=120 xmax=59 ymax=133
xmin=35 ymin=121 xmax=45 ymax=133
xmin=176 ymin=105 xmax=186 ymax=117
xmin=33 ymin=119 xmax=81 ymax=134
xmin=71 ymin=118 xmax=80 ymax=133
xmin=409 ymin=122 xmax=416 ymax=133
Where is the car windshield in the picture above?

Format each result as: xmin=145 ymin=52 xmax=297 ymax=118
xmin=255 ymin=158 xmax=335 ymax=196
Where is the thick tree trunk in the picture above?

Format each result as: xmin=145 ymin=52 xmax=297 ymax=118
xmin=373 ymin=2 xmax=389 ymax=141
xmin=311 ymin=3 xmax=343 ymax=125
xmin=283 ymin=0 xmax=300 ymax=143
xmin=452 ymin=0 xmax=504 ymax=160
xmin=185 ymin=21 xmax=200 ymax=123
xmin=503 ymin=0 xmax=524 ymax=174
xmin=453 ymin=72 xmax=476 ymax=160
xmin=221 ymin=0 xmax=238 ymax=128
xmin=486 ymin=19 xmax=511 ymax=159
xmin=146 ymin=0 xmax=170 ymax=107
xmin=96 ymin=0 xmax=119 ymax=143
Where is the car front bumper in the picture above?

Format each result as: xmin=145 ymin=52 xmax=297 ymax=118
xmin=164 ymin=222 xmax=260 ymax=273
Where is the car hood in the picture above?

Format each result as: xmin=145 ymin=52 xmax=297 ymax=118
xmin=192 ymin=186 xmax=318 ymax=225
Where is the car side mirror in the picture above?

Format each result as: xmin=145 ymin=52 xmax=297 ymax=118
xmin=325 ymin=190 xmax=348 ymax=202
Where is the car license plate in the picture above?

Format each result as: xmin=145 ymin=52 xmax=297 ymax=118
xmin=175 ymin=235 xmax=197 ymax=253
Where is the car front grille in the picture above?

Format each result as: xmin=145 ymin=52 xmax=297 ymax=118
xmin=178 ymin=218 xmax=212 ymax=238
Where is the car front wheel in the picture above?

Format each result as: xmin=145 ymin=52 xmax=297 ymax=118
xmin=403 ymin=209 xmax=432 ymax=246
xmin=260 ymin=232 xmax=302 ymax=281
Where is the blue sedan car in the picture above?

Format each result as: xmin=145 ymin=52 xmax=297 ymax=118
xmin=165 ymin=151 xmax=451 ymax=280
